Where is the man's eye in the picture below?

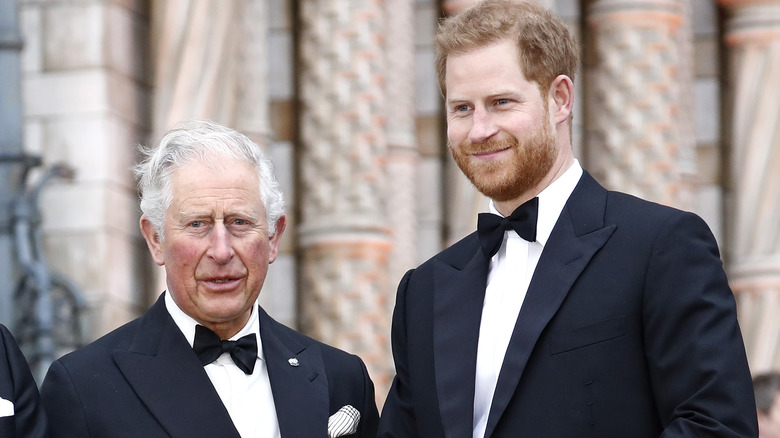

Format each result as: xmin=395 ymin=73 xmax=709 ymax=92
xmin=233 ymin=219 xmax=247 ymax=226
xmin=497 ymin=98 xmax=509 ymax=105
xmin=456 ymin=104 xmax=470 ymax=112
xmin=189 ymin=221 xmax=203 ymax=228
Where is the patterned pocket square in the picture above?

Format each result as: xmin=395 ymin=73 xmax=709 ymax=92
xmin=327 ymin=404 xmax=360 ymax=438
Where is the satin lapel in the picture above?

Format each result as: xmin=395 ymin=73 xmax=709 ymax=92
xmin=484 ymin=173 xmax=616 ymax=437
xmin=113 ymin=295 xmax=240 ymax=438
xmin=433 ymin=236 xmax=490 ymax=438
xmin=259 ymin=307 xmax=329 ymax=438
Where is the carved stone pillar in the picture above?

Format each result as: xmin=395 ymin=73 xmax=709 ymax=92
xmin=385 ymin=0 xmax=418 ymax=362
xmin=720 ymin=0 xmax=780 ymax=373
xmin=585 ymin=0 xmax=697 ymax=209
xmin=297 ymin=0 xmax=393 ymax=399
xmin=234 ymin=0 xmax=271 ymax=144
xmin=151 ymin=0 xmax=270 ymax=144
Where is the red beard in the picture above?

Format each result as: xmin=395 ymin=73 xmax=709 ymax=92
xmin=450 ymin=121 xmax=558 ymax=202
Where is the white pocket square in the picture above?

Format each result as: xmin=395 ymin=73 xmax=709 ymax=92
xmin=327 ymin=404 xmax=360 ymax=438
xmin=0 ymin=397 xmax=14 ymax=418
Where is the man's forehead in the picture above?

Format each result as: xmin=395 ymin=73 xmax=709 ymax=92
xmin=173 ymin=193 xmax=261 ymax=212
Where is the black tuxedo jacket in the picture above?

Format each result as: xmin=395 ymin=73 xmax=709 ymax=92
xmin=40 ymin=294 xmax=378 ymax=437
xmin=378 ymin=172 xmax=757 ymax=438
xmin=0 ymin=324 xmax=47 ymax=438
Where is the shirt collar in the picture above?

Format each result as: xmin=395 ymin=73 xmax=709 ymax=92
xmin=164 ymin=291 xmax=264 ymax=360
xmin=488 ymin=159 xmax=583 ymax=246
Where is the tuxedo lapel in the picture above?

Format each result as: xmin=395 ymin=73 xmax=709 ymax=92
xmin=433 ymin=235 xmax=490 ymax=438
xmin=259 ymin=307 xmax=329 ymax=438
xmin=113 ymin=295 xmax=240 ymax=438
xmin=484 ymin=173 xmax=616 ymax=437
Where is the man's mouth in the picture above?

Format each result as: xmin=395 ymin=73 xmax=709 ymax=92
xmin=473 ymin=146 xmax=511 ymax=157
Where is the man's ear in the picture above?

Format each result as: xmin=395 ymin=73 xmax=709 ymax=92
xmin=140 ymin=215 xmax=165 ymax=266
xmin=548 ymin=74 xmax=574 ymax=125
xmin=268 ymin=215 xmax=287 ymax=264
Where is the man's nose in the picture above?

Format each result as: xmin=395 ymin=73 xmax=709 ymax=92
xmin=208 ymin=223 xmax=234 ymax=263
xmin=469 ymin=108 xmax=499 ymax=143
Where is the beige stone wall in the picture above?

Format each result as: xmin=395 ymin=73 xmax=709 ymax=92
xmin=20 ymin=0 xmax=153 ymax=339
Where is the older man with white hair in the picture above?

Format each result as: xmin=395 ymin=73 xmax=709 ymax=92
xmin=41 ymin=120 xmax=378 ymax=438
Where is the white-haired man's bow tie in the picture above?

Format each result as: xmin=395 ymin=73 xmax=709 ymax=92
xmin=327 ymin=405 xmax=360 ymax=438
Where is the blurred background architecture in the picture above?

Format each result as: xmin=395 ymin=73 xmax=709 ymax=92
xmin=0 ymin=0 xmax=779 ymax=405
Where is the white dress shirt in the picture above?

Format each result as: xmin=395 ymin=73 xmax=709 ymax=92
xmin=165 ymin=292 xmax=281 ymax=438
xmin=472 ymin=160 xmax=583 ymax=438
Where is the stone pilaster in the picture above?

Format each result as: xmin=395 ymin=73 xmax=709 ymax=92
xmin=297 ymin=0 xmax=393 ymax=401
xmin=151 ymin=0 xmax=269 ymax=142
xmin=234 ymin=0 xmax=271 ymax=146
xmin=384 ymin=0 xmax=418 ymax=403
xmin=384 ymin=0 xmax=418 ymax=316
xmin=720 ymin=0 xmax=780 ymax=373
xmin=585 ymin=0 xmax=697 ymax=209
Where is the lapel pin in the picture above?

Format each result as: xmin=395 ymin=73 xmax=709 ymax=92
xmin=288 ymin=357 xmax=300 ymax=367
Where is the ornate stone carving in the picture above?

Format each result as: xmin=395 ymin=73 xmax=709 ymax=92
xmin=585 ymin=0 xmax=696 ymax=209
xmin=297 ymin=0 xmax=394 ymax=399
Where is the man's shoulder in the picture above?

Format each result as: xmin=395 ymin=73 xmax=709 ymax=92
xmin=55 ymin=294 xmax=174 ymax=367
xmin=416 ymin=231 xmax=480 ymax=272
xmin=0 ymin=324 xmax=13 ymax=351
xmin=602 ymin=188 xmax=697 ymax=227
xmin=55 ymin=317 xmax=141 ymax=367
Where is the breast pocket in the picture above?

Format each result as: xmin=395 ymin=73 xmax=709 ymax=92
xmin=549 ymin=316 xmax=626 ymax=355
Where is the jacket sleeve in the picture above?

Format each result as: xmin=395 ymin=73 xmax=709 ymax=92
xmin=643 ymin=211 xmax=757 ymax=437
xmin=378 ymin=270 xmax=420 ymax=438
xmin=0 ymin=325 xmax=48 ymax=438
xmin=355 ymin=354 xmax=379 ymax=438
xmin=40 ymin=359 xmax=90 ymax=437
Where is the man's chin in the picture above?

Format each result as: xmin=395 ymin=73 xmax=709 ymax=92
xmin=467 ymin=174 xmax=517 ymax=199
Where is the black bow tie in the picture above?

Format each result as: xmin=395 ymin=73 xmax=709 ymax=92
xmin=477 ymin=197 xmax=539 ymax=258
xmin=193 ymin=324 xmax=258 ymax=375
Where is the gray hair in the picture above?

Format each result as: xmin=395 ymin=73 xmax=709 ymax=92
xmin=134 ymin=120 xmax=285 ymax=239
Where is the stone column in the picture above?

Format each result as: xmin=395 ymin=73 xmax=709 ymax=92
xmin=584 ymin=0 xmax=697 ymax=209
xmin=720 ymin=0 xmax=780 ymax=373
xmin=297 ymin=0 xmax=394 ymax=401
xmin=151 ymin=0 xmax=270 ymax=144
xmin=384 ymin=0 xmax=418 ymax=317
xmin=383 ymin=0 xmax=418 ymax=404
